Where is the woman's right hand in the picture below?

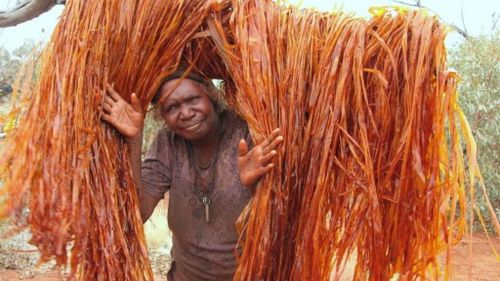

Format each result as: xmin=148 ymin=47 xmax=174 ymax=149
xmin=100 ymin=83 xmax=145 ymax=139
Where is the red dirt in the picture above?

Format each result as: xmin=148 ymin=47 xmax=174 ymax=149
xmin=0 ymin=234 xmax=498 ymax=281
xmin=441 ymin=233 xmax=499 ymax=281
xmin=0 ymin=272 xmax=167 ymax=281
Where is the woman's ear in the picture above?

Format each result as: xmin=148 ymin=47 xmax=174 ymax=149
xmin=152 ymin=105 xmax=163 ymax=121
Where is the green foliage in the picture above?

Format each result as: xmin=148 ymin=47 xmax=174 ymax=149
xmin=448 ymin=31 xmax=500 ymax=231
xmin=0 ymin=40 xmax=36 ymax=98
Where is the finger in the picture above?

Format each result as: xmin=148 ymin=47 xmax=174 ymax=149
xmin=255 ymin=164 xmax=274 ymax=178
xmin=130 ymin=93 xmax=143 ymax=112
xmin=268 ymin=128 xmax=281 ymax=141
xmin=265 ymin=135 xmax=284 ymax=152
xmin=262 ymin=128 xmax=281 ymax=150
xmin=104 ymin=94 xmax=116 ymax=104
xmin=103 ymin=103 xmax=112 ymax=113
xmin=101 ymin=113 xmax=112 ymax=123
xmin=238 ymin=139 xmax=249 ymax=157
xmin=106 ymin=83 xmax=121 ymax=102
xmin=260 ymin=150 xmax=277 ymax=165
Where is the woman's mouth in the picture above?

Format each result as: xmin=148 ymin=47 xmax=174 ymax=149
xmin=184 ymin=123 xmax=202 ymax=132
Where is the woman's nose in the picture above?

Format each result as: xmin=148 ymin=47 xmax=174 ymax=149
xmin=179 ymin=104 xmax=195 ymax=120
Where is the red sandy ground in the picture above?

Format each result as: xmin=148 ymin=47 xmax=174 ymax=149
xmin=0 ymin=273 xmax=167 ymax=281
xmin=0 ymin=234 xmax=498 ymax=281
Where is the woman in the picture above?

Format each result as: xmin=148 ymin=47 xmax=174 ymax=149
xmin=101 ymin=71 xmax=282 ymax=281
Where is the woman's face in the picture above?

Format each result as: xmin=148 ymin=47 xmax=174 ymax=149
xmin=158 ymin=78 xmax=218 ymax=141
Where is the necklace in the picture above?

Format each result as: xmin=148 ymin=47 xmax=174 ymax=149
xmin=191 ymin=149 xmax=212 ymax=170
xmin=186 ymin=124 xmax=224 ymax=224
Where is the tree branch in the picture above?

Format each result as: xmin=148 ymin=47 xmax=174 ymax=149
xmin=492 ymin=13 xmax=500 ymax=32
xmin=391 ymin=0 xmax=420 ymax=8
xmin=460 ymin=0 xmax=468 ymax=36
xmin=0 ymin=0 xmax=63 ymax=28
xmin=390 ymin=0 xmax=470 ymax=39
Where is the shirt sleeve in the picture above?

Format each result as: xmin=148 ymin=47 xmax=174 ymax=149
xmin=141 ymin=130 xmax=172 ymax=199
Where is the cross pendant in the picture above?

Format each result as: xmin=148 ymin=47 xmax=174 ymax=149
xmin=202 ymin=196 xmax=211 ymax=223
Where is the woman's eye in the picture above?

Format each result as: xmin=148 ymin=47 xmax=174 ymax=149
xmin=164 ymin=104 xmax=178 ymax=113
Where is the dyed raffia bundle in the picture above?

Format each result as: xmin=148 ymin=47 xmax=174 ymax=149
xmin=0 ymin=0 xmax=213 ymax=280
xmin=215 ymin=3 xmax=500 ymax=280
xmin=1 ymin=0 xmax=498 ymax=280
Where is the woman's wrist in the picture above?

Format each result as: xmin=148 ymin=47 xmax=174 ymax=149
xmin=125 ymin=128 xmax=143 ymax=145
xmin=125 ymin=129 xmax=142 ymax=146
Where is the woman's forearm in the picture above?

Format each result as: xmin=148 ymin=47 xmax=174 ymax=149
xmin=126 ymin=129 xmax=144 ymax=189
xmin=126 ymin=129 xmax=157 ymax=222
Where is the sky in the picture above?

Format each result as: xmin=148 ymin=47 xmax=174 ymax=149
xmin=0 ymin=0 xmax=499 ymax=51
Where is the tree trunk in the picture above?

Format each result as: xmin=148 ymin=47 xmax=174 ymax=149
xmin=0 ymin=0 xmax=59 ymax=28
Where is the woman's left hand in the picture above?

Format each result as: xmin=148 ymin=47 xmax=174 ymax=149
xmin=238 ymin=128 xmax=283 ymax=190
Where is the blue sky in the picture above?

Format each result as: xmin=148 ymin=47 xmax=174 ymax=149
xmin=1 ymin=0 xmax=499 ymax=51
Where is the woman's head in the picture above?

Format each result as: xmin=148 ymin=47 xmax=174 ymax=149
xmin=152 ymin=71 xmax=225 ymax=113
xmin=153 ymin=73 xmax=224 ymax=141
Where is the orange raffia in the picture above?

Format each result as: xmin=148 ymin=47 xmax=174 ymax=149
xmin=0 ymin=0 xmax=211 ymax=280
xmin=1 ymin=0 xmax=498 ymax=280
xmin=208 ymin=1 xmax=499 ymax=280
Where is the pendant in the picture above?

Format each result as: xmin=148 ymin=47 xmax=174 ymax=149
xmin=202 ymin=196 xmax=211 ymax=223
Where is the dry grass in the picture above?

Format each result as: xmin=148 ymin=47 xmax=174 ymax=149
xmin=144 ymin=200 xmax=171 ymax=252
